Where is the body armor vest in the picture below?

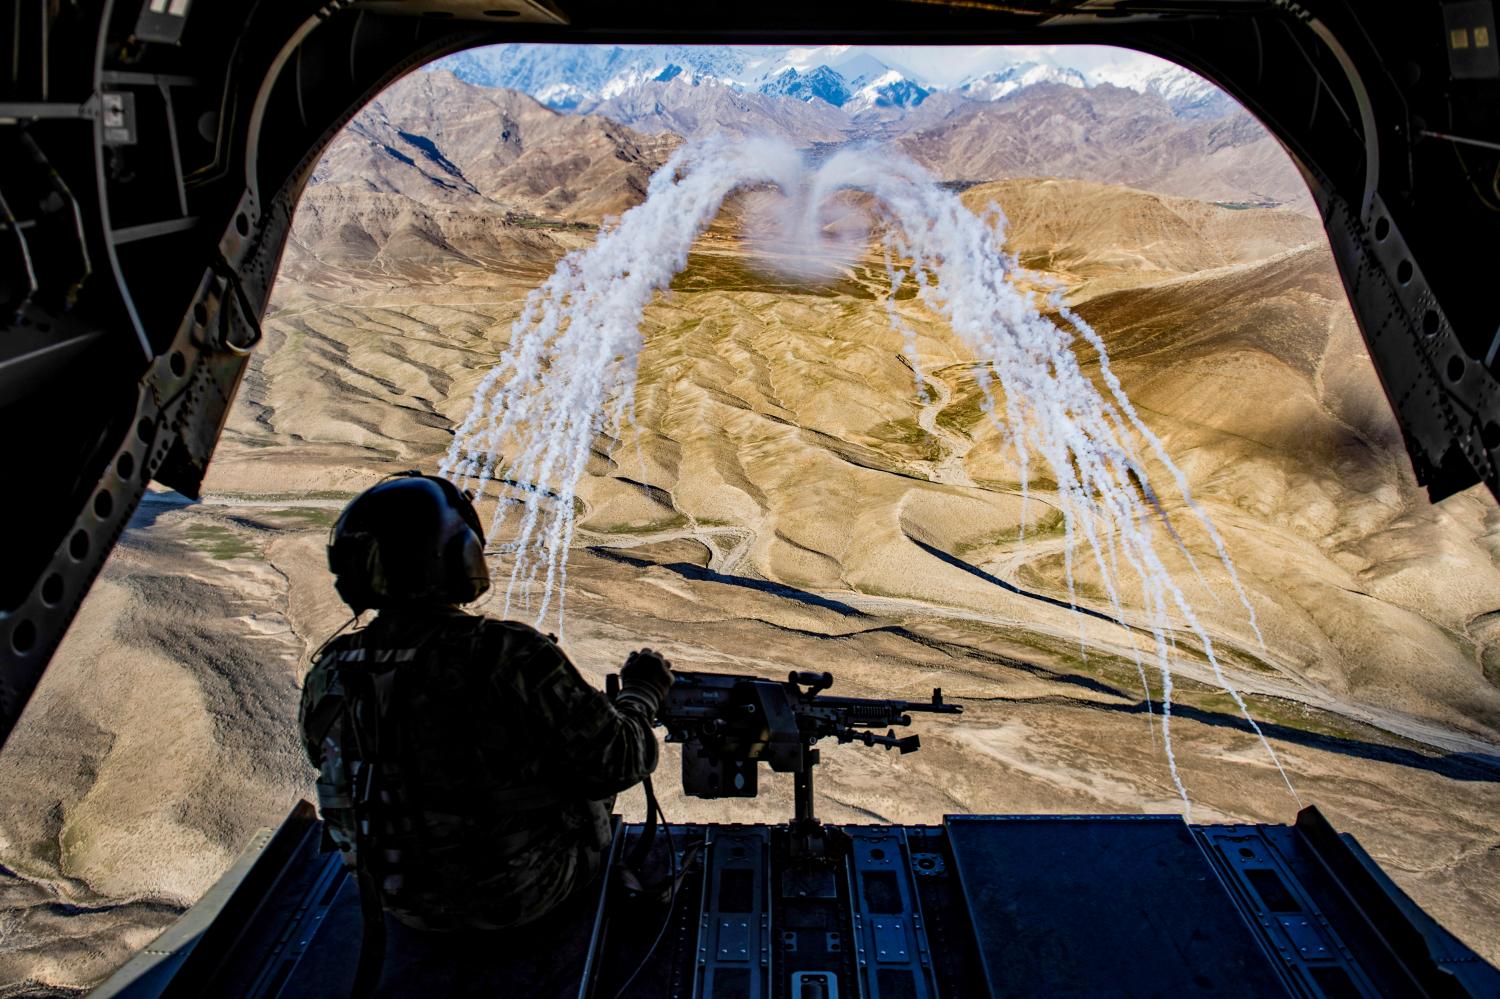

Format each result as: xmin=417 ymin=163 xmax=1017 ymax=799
xmin=303 ymin=617 xmax=560 ymax=921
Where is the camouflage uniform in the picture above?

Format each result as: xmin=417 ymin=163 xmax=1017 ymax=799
xmin=299 ymin=607 xmax=659 ymax=930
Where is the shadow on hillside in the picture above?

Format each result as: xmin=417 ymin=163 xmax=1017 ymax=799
xmin=907 ymin=535 xmax=1125 ymax=627
xmin=1144 ymin=699 xmax=1500 ymax=784
xmin=977 ymin=690 xmax=1500 ymax=784
xmin=587 ymin=546 xmax=868 ymax=618
xmin=131 ymin=490 xmax=199 ymax=530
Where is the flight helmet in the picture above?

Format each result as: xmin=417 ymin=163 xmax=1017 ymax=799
xmin=327 ymin=472 xmax=490 ymax=612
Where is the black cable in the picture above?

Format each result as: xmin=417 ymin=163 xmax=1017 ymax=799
xmin=18 ymin=132 xmax=91 ymax=309
xmin=1277 ymin=19 xmax=1354 ymax=130
xmin=610 ymin=784 xmax=681 ymax=999
xmin=1443 ymin=103 xmax=1500 ymax=213
xmin=0 ymin=185 xmax=37 ymax=318
xmin=184 ymin=0 xmax=272 ymax=187
xmin=309 ymin=613 xmax=362 ymax=664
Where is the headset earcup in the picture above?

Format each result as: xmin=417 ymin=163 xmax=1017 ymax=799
xmin=333 ymin=575 xmax=370 ymax=615
xmin=447 ymin=532 xmax=490 ymax=603
xmin=433 ymin=477 xmax=486 ymax=544
xmin=467 ymin=534 xmax=491 ymax=601
xmin=431 ymin=477 xmax=488 ymax=602
xmin=330 ymin=534 xmax=383 ymax=611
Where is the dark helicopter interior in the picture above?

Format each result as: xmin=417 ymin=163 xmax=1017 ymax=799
xmin=4 ymin=2 xmax=1500 ymax=996
xmin=84 ymin=798 xmax=1500 ymax=997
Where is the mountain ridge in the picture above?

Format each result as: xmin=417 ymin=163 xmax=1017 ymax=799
xmin=901 ymin=82 xmax=1312 ymax=213
xmin=436 ymin=44 xmax=1226 ymax=119
xmin=418 ymin=48 xmax=1309 ymax=212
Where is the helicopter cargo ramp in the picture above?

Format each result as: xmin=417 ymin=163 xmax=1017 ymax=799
xmin=93 ymin=802 xmax=1500 ymax=998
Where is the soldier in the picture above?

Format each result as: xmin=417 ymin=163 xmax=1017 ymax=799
xmin=298 ymin=472 xmax=671 ymax=991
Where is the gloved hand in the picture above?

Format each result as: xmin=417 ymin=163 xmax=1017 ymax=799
xmin=618 ymin=647 xmax=674 ymax=714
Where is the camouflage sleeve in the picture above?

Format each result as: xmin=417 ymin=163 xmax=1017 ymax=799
xmin=297 ymin=657 xmax=336 ymax=769
xmin=496 ymin=624 xmax=659 ymax=797
xmin=297 ymin=667 xmax=320 ymax=768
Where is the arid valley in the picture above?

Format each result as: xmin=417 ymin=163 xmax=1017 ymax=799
xmin=1 ymin=56 xmax=1498 ymax=993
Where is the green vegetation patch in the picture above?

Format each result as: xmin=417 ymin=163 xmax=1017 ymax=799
xmin=1016 ymin=553 xmax=1108 ymax=602
xmin=935 ymin=391 xmax=989 ymax=436
xmin=869 ymin=417 xmax=943 ymax=463
xmin=59 ymin=822 xmax=90 ymax=860
xmin=974 ymin=476 xmax=1060 ymax=494
xmin=584 ymin=513 xmax=690 ymax=535
xmin=186 ymin=524 xmax=260 ymax=560
xmin=1185 ymin=689 xmax=1412 ymax=747
xmin=671 ymin=252 xmax=876 ymax=300
xmin=216 ymin=489 xmax=354 ymax=502
xmin=1220 ymin=648 xmax=1282 ymax=677
xmin=965 ymin=622 xmax=1150 ymax=692
xmin=953 ymin=509 xmax=1066 ymax=556
xmin=262 ymin=507 xmax=339 ymax=530
xmin=504 ymin=212 xmax=597 ymax=232
xmin=28 ymin=836 xmax=61 ymax=871
xmin=1211 ymin=200 xmax=1281 ymax=211
xmin=1017 ymin=250 xmax=1059 ymax=272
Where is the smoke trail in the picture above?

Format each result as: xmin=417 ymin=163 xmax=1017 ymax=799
xmin=442 ymin=136 xmax=1295 ymax=811
xmin=441 ymin=136 xmax=803 ymax=625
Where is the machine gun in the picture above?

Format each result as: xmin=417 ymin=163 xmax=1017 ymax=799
xmin=610 ymin=669 xmax=961 ymax=840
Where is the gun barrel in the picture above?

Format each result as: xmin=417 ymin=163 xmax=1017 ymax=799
xmin=617 ymin=671 xmax=962 ymax=719
xmin=904 ymin=699 xmax=963 ymax=713
xmin=813 ymin=694 xmax=962 ymax=718
xmin=911 ymin=686 xmax=962 ymax=713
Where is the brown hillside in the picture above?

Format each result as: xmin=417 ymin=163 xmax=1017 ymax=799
xmin=903 ymin=83 xmax=1314 ymax=215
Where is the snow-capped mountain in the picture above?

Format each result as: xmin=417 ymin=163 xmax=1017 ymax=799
xmin=432 ymin=44 xmax=1233 ymax=125
xmin=958 ymin=63 xmax=1087 ymax=101
xmin=759 ymin=66 xmax=853 ymax=108
xmin=437 ymin=44 xmax=940 ymax=114
xmin=847 ymin=70 xmax=931 ymax=112
xmin=438 ymin=45 xmax=752 ymax=110
xmin=1088 ymin=60 xmax=1234 ymax=118
xmin=752 ymin=51 xmax=932 ymax=116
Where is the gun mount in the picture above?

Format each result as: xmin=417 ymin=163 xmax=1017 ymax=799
xmin=618 ymin=669 xmax=958 ymax=816
xmin=610 ymin=669 xmax=960 ymax=857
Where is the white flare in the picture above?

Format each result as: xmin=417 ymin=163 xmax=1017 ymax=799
xmin=441 ymin=136 xmax=1296 ymax=814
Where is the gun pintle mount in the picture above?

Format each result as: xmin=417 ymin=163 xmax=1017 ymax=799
xmin=608 ymin=669 xmax=961 ymax=828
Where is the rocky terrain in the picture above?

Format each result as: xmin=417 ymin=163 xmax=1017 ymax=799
xmin=898 ymin=83 xmax=1313 ymax=213
xmin=0 ymin=58 xmax=1497 ymax=994
xmin=310 ymin=71 xmax=679 ymax=217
